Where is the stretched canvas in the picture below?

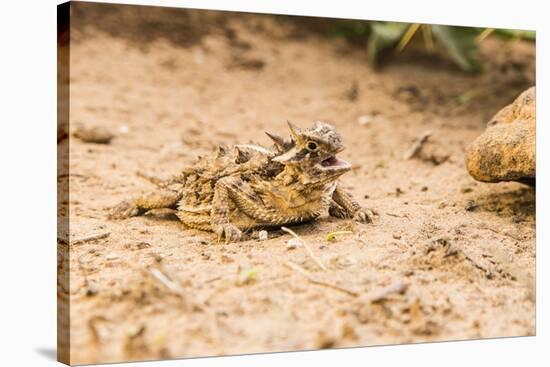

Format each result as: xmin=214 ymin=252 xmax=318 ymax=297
xmin=57 ymin=1 xmax=536 ymax=365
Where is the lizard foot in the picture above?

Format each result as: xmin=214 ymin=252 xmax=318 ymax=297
xmin=214 ymin=223 xmax=243 ymax=243
xmin=353 ymin=208 xmax=375 ymax=224
xmin=109 ymin=200 xmax=140 ymax=219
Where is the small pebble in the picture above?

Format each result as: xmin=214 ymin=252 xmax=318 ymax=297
xmin=357 ymin=115 xmax=372 ymax=126
xmin=464 ymin=200 xmax=478 ymax=211
xmin=286 ymin=238 xmax=301 ymax=250
xmin=461 ymin=187 xmax=473 ymax=193
xmin=258 ymin=230 xmax=268 ymax=241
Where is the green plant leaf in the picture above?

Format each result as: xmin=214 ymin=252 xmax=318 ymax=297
xmin=367 ymin=22 xmax=409 ymax=65
xmin=431 ymin=25 xmax=481 ymax=73
xmin=494 ymin=29 xmax=536 ymax=41
xmin=331 ymin=21 xmax=371 ymax=39
xmin=326 ymin=230 xmax=353 ymax=242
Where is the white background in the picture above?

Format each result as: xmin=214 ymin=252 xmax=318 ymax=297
xmin=0 ymin=0 xmax=546 ymax=366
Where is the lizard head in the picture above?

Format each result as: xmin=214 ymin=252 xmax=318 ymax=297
xmin=268 ymin=121 xmax=351 ymax=185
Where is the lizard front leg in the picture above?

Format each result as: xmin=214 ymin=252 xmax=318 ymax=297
xmin=211 ymin=178 xmax=243 ymax=242
xmin=109 ymin=190 xmax=182 ymax=219
xmin=330 ymin=185 xmax=374 ymax=223
xmin=328 ymin=199 xmax=349 ymax=219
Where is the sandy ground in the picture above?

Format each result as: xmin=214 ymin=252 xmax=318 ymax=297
xmin=58 ymin=5 xmax=536 ymax=365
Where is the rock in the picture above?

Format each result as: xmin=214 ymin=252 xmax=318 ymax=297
xmin=465 ymin=87 xmax=535 ymax=185
xmin=73 ymin=125 xmax=114 ymax=144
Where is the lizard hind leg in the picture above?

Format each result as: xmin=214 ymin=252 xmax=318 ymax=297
xmin=176 ymin=211 xmax=212 ymax=231
xmin=109 ymin=190 xmax=182 ymax=220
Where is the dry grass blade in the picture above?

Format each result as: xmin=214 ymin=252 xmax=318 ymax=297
xmin=284 ymin=261 xmax=358 ymax=297
xmin=281 ymin=226 xmax=327 ymax=271
xmin=476 ymin=28 xmax=495 ymax=43
xmin=149 ymin=268 xmax=181 ymax=293
xmin=397 ymin=23 xmax=421 ymax=52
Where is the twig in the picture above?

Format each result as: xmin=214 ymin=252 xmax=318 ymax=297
xmin=284 ymin=261 xmax=358 ymax=297
xmin=149 ymin=268 xmax=181 ymax=293
xmin=57 ymin=172 xmax=88 ymax=178
xmin=462 ymin=252 xmax=493 ymax=279
xmin=71 ymin=231 xmax=110 ymax=245
xmin=204 ymin=275 xmax=222 ymax=284
xmin=281 ymin=226 xmax=328 ymax=271
xmin=403 ymin=130 xmax=432 ymax=160
xmin=386 ymin=212 xmax=410 ymax=220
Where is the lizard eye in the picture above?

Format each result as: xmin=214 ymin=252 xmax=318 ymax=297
xmin=307 ymin=141 xmax=318 ymax=151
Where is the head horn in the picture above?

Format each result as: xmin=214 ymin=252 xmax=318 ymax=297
xmin=287 ymin=121 xmax=302 ymax=143
xmin=265 ymin=131 xmax=286 ymax=152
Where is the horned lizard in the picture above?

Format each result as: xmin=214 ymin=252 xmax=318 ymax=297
xmin=110 ymin=121 xmax=373 ymax=242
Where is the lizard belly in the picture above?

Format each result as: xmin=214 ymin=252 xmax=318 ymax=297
xmin=241 ymin=189 xmax=332 ymax=227
xmin=178 ymin=181 xmax=336 ymax=231
xmin=231 ymin=206 xmax=321 ymax=230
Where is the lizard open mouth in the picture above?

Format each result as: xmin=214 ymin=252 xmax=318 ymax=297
xmin=320 ymin=155 xmax=351 ymax=169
